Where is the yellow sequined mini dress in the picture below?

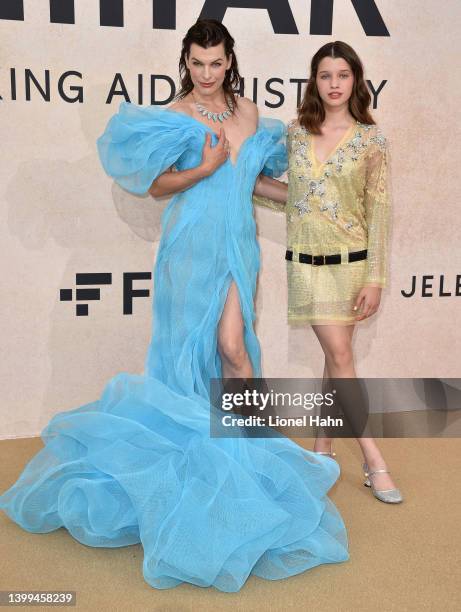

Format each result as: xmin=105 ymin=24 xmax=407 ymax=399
xmin=255 ymin=119 xmax=390 ymax=326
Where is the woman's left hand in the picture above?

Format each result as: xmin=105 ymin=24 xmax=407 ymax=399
xmin=353 ymin=286 xmax=382 ymax=320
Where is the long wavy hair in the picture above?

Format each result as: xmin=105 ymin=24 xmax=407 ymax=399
xmin=298 ymin=41 xmax=375 ymax=134
xmin=175 ymin=19 xmax=241 ymax=108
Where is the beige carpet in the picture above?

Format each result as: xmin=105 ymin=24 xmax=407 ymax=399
xmin=1 ymin=437 xmax=460 ymax=612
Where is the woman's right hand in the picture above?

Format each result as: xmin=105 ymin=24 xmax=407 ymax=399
xmin=199 ymin=129 xmax=230 ymax=177
xmin=149 ymin=128 xmax=229 ymax=197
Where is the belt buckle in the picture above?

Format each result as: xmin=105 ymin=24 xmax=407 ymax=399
xmin=312 ymin=254 xmax=325 ymax=266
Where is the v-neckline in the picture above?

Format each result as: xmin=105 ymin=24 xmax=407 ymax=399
xmin=310 ymin=121 xmax=357 ymax=170
xmin=164 ymin=107 xmax=260 ymax=168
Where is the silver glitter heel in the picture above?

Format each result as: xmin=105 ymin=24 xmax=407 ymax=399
xmin=363 ymin=462 xmax=403 ymax=504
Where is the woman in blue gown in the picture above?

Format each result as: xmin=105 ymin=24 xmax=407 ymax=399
xmin=0 ymin=20 xmax=349 ymax=592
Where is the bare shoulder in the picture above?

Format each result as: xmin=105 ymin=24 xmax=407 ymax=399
xmin=236 ymin=96 xmax=258 ymax=119
xmin=169 ymin=97 xmax=194 ymax=117
xmin=236 ymin=96 xmax=257 ymax=111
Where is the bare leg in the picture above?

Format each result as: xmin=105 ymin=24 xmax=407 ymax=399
xmin=311 ymin=324 xmax=398 ymax=491
xmin=218 ymin=281 xmax=253 ymax=379
xmin=313 ymin=360 xmax=334 ymax=453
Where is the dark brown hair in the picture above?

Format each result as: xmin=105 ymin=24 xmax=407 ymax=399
xmin=175 ymin=19 xmax=241 ymax=107
xmin=298 ymin=41 xmax=375 ymax=134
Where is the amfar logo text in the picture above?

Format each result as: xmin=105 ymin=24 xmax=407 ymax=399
xmin=1 ymin=0 xmax=389 ymax=35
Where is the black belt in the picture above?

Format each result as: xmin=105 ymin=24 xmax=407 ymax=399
xmin=285 ymin=249 xmax=367 ymax=266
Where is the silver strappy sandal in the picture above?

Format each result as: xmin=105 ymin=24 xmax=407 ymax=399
xmin=363 ymin=462 xmax=403 ymax=504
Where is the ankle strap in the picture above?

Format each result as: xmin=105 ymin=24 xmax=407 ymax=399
xmin=365 ymin=468 xmax=390 ymax=477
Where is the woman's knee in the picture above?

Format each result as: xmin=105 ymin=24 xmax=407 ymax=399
xmin=325 ymin=344 xmax=354 ymax=370
xmin=218 ymin=333 xmax=247 ymax=369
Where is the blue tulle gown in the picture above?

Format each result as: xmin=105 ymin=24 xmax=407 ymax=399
xmin=0 ymin=101 xmax=349 ymax=592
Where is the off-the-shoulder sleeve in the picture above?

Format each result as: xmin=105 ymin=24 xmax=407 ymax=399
xmin=364 ymin=130 xmax=391 ymax=287
xmin=96 ymin=102 xmax=195 ymax=195
xmin=259 ymin=118 xmax=288 ymax=178
xmin=253 ymin=118 xmax=287 ymax=213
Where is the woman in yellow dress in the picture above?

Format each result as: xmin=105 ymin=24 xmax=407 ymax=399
xmin=255 ymin=41 xmax=403 ymax=503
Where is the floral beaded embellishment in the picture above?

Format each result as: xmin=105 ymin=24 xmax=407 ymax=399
xmin=357 ymin=122 xmax=373 ymax=132
xmin=369 ymin=133 xmax=387 ymax=148
xmin=327 ymin=125 xmax=385 ymax=171
xmin=357 ymin=122 xmax=387 ymax=150
xmin=294 ymin=195 xmax=312 ymax=216
xmin=346 ymin=131 xmax=367 ymax=161
xmin=293 ymin=177 xmax=327 ymax=216
xmin=320 ymin=201 xmax=339 ymax=220
xmin=294 ymin=141 xmax=312 ymax=171
xmin=308 ymin=179 xmax=326 ymax=196
xmin=288 ymin=121 xmax=313 ymax=172
xmin=327 ymin=127 xmax=373 ymax=168
xmin=288 ymin=122 xmax=386 ymax=219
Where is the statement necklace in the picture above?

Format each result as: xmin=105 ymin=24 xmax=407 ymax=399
xmin=193 ymin=95 xmax=234 ymax=123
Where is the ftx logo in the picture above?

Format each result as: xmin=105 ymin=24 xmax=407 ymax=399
xmin=60 ymin=272 xmax=151 ymax=316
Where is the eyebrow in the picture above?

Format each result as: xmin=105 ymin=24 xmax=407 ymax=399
xmin=190 ymin=57 xmax=224 ymax=62
xmin=318 ymin=69 xmax=351 ymax=74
